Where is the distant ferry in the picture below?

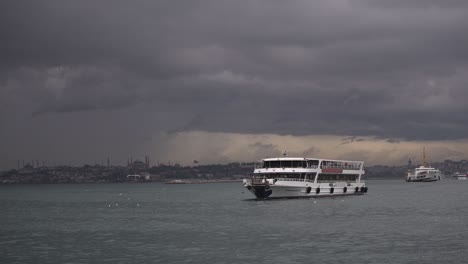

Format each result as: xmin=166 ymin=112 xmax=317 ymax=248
xmin=406 ymin=166 xmax=442 ymax=182
xmin=406 ymin=147 xmax=441 ymax=182
xmin=242 ymin=157 xmax=367 ymax=199
xmin=452 ymin=172 xmax=467 ymax=180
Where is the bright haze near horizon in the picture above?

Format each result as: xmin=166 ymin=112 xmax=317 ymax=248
xmin=1 ymin=0 xmax=468 ymax=170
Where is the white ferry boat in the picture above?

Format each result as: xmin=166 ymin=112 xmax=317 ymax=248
xmin=405 ymin=148 xmax=441 ymax=182
xmin=242 ymin=157 xmax=367 ymax=199
xmin=452 ymin=172 xmax=467 ymax=180
xmin=406 ymin=166 xmax=442 ymax=182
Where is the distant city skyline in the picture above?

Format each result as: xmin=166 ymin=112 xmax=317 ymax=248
xmin=6 ymin=133 xmax=468 ymax=170
xmin=2 ymin=1 xmax=468 ymax=170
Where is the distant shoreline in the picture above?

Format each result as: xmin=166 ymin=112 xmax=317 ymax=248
xmin=0 ymin=179 xmax=244 ymax=185
xmin=165 ymin=179 xmax=242 ymax=184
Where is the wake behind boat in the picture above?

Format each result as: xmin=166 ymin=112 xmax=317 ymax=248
xmin=242 ymin=157 xmax=367 ymax=199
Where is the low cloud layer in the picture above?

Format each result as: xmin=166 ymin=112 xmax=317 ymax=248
xmin=2 ymin=1 xmax=468 ymax=168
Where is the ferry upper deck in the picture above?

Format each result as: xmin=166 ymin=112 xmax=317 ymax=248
xmin=255 ymin=157 xmax=364 ymax=171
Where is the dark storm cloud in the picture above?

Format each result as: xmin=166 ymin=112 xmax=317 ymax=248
xmin=2 ymin=0 xmax=468 ymax=143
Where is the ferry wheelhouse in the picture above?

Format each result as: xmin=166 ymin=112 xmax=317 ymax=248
xmin=242 ymin=157 xmax=367 ymax=199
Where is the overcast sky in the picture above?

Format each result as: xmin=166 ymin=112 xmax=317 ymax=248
xmin=2 ymin=0 xmax=468 ymax=169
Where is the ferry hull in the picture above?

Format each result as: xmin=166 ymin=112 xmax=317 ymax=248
xmin=406 ymin=178 xmax=439 ymax=182
xmin=406 ymin=171 xmax=441 ymax=182
xmin=243 ymin=181 xmax=367 ymax=199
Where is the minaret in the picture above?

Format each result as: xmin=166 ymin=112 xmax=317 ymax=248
xmin=145 ymin=155 xmax=150 ymax=168
xmin=422 ymin=147 xmax=426 ymax=167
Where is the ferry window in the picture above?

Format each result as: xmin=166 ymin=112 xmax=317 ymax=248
xmin=282 ymin=161 xmax=292 ymax=168
xmin=292 ymin=161 xmax=305 ymax=168
xmin=292 ymin=160 xmax=303 ymax=168
xmin=308 ymin=160 xmax=319 ymax=168
xmin=269 ymin=161 xmax=281 ymax=168
xmin=316 ymin=173 xmax=357 ymax=183
xmin=277 ymin=174 xmax=298 ymax=179
xmin=321 ymin=161 xmax=329 ymax=168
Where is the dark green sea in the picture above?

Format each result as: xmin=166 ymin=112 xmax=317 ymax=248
xmin=1 ymin=180 xmax=468 ymax=264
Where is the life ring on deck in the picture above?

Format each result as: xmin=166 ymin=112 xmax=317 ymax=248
xmin=316 ymin=187 xmax=320 ymax=194
xmin=343 ymin=186 xmax=347 ymax=193
xmin=330 ymin=187 xmax=334 ymax=194
xmin=265 ymin=185 xmax=270 ymax=190
xmin=306 ymin=186 xmax=312 ymax=194
xmin=355 ymin=187 xmax=359 ymax=193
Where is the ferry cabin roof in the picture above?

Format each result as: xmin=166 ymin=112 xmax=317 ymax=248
xmin=262 ymin=157 xmax=363 ymax=163
xmin=258 ymin=157 xmax=364 ymax=170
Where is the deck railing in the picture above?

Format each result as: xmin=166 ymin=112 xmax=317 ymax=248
xmin=249 ymin=177 xmax=314 ymax=184
xmin=275 ymin=178 xmax=315 ymax=183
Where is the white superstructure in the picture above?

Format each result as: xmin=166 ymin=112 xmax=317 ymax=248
xmin=242 ymin=157 xmax=367 ymax=199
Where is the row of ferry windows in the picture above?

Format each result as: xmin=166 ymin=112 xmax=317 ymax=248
xmin=258 ymin=173 xmax=358 ymax=182
xmin=317 ymin=174 xmax=358 ymax=183
xmin=262 ymin=160 xmax=318 ymax=168
xmin=261 ymin=160 xmax=360 ymax=169
xmin=261 ymin=173 xmax=317 ymax=179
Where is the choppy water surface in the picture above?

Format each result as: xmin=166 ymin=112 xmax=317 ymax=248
xmin=1 ymin=180 xmax=468 ymax=263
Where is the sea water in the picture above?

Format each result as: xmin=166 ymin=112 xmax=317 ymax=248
xmin=1 ymin=180 xmax=468 ymax=264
